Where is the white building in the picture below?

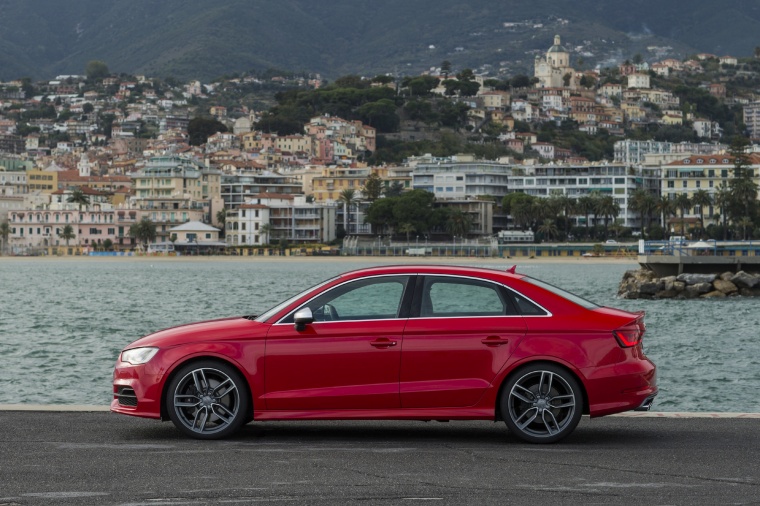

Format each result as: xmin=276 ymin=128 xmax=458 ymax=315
xmin=225 ymin=193 xmax=337 ymax=246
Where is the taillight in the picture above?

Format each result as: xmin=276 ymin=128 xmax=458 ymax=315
xmin=613 ymin=319 xmax=645 ymax=348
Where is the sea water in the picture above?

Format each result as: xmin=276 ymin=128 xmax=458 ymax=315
xmin=1 ymin=258 xmax=758 ymax=412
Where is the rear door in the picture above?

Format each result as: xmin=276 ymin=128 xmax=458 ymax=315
xmin=400 ymin=275 xmax=526 ymax=408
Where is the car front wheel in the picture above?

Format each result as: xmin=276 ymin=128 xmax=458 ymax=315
xmin=166 ymin=360 xmax=249 ymax=440
xmin=501 ymin=363 xmax=583 ymax=443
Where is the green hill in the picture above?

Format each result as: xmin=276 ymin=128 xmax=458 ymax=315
xmin=1 ymin=0 xmax=758 ymax=81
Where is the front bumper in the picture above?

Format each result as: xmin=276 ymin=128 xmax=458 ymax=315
xmin=111 ymin=360 xmax=165 ymax=419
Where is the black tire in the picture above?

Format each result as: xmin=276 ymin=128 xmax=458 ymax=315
xmin=166 ymin=360 xmax=250 ymax=440
xmin=500 ymin=363 xmax=583 ymax=443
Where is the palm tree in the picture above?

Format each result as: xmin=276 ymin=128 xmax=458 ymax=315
xmin=674 ymin=193 xmax=691 ymax=238
xmin=338 ymin=188 xmax=357 ymax=235
xmin=690 ymin=189 xmax=712 ymax=238
xmin=0 ymin=220 xmax=10 ymax=254
xmin=737 ymin=216 xmax=754 ymax=240
xmin=129 ymin=217 xmax=157 ymax=251
xmin=714 ymin=183 xmax=731 ymax=240
xmin=548 ymin=195 xmax=575 ymax=240
xmin=66 ymin=188 xmax=90 ymax=211
xmin=259 ymin=223 xmax=272 ymax=245
xmin=537 ymin=219 xmax=559 ymax=242
xmin=629 ymin=190 xmax=657 ymax=239
xmin=445 ymin=208 xmax=473 ymax=240
xmin=576 ymin=196 xmax=596 ymax=240
xmin=399 ymin=222 xmax=416 ymax=243
xmin=595 ymin=195 xmax=619 ymax=239
xmin=59 ymin=224 xmax=75 ymax=246
xmin=656 ymin=196 xmax=676 ymax=237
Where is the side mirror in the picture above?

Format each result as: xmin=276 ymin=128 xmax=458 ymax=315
xmin=293 ymin=307 xmax=314 ymax=331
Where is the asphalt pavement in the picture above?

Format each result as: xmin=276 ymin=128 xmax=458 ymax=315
xmin=0 ymin=410 xmax=758 ymax=505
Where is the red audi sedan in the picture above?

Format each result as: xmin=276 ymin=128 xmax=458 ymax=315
xmin=112 ymin=265 xmax=657 ymax=443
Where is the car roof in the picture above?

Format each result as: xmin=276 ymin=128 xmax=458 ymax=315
xmin=337 ymin=264 xmax=524 ymax=282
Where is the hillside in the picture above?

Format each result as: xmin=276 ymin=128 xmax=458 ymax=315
xmin=1 ymin=0 xmax=759 ymax=81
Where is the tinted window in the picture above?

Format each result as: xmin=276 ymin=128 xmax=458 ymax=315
xmin=420 ymin=277 xmax=514 ymax=317
xmin=285 ymin=276 xmax=410 ymax=322
xmin=510 ymin=290 xmax=548 ymax=316
xmin=522 ymin=276 xmax=599 ymax=310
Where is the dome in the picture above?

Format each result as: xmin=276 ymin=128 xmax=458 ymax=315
xmin=547 ymin=35 xmax=567 ymax=53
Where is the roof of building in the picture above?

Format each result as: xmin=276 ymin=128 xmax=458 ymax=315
xmin=169 ymin=221 xmax=220 ymax=232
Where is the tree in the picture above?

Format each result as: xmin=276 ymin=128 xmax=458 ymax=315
xmin=364 ymin=197 xmax=396 ymax=235
xmin=386 ymin=181 xmax=405 ymax=198
xmin=629 ymin=190 xmax=657 ymax=239
xmin=66 ymin=188 xmax=90 ymax=211
xmin=595 ymin=195 xmax=620 ymax=238
xmin=445 ymin=208 xmax=473 ymax=239
xmin=259 ymin=223 xmax=272 ymax=244
xmin=356 ymin=99 xmax=399 ymax=133
xmin=339 ymin=189 xmax=357 ymax=235
xmin=399 ymin=222 xmax=416 ymax=243
xmin=188 ymin=117 xmax=228 ymax=146
xmin=714 ymin=183 xmax=732 ymax=240
xmin=129 ymin=217 xmax=157 ymax=250
xmin=85 ymin=60 xmax=110 ymax=81
xmin=538 ymin=219 xmax=559 ymax=242
xmin=361 ymin=173 xmax=383 ymax=202
xmin=656 ymin=196 xmax=676 ymax=237
xmin=0 ymin=221 xmax=9 ymax=254
xmin=690 ymin=189 xmax=712 ymax=237
xmin=102 ymin=238 xmax=113 ymax=251
xmin=60 ymin=224 xmax=75 ymax=246
xmin=441 ymin=60 xmax=452 ymax=78
xmin=737 ymin=216 xmax=754 ymax=240
xmin=674 ymin=193 xmax=692 ymax=237
xmin=576 ymin=195 xmax=597 ymax=239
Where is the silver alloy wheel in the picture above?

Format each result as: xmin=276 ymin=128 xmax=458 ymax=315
xmin=172 ymin=367 xmax=241 ymax=435
xmin=507 ymin=369 xmax=577 ymax=439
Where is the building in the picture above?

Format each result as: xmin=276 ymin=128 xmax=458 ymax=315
xmin=507 ymin=163 xmax=661 ymax=231
xmin=661 ymin=154 xmax=760 ymax=231
xmin=221 ymin=170 xmax=303 ymax=209
xmin=534 ymin=35 xmax=576 ymax=89
xmin=225 ymin=193 xmax=337 ymax=246
xmin=744 ymin=102 xmax=760 ymax=141
xmin=412 ymin=161 xmax=512 ymax=202
xmin=131 ymin=155 xmax=222 ymax=242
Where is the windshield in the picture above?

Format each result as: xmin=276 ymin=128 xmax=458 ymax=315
xmin=255 ymin=276 xmax=339 ymax=322
xmin=522 ymin=276 xmax=600 ymax=310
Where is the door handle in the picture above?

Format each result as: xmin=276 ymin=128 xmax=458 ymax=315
xmin=370 ymin=338 xmax=397 ymax=348
xmin=481 ymin=336 xmax=509 ymax=347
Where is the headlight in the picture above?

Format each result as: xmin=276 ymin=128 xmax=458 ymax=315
xmin=121 ymin=347 xmax=159 ymax=365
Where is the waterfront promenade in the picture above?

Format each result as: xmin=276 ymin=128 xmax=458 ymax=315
xmin=0 ymin=408 xmax=758 ymax=505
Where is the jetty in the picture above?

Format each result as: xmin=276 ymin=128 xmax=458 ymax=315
xmin=637 ymin=239 xmax=760 ymax=277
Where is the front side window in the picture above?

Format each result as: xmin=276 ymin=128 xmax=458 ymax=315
xmin=285 ymin=276 xmax=410 ymax=323
xmin=420 ymin=276 xmax=515 ymax=317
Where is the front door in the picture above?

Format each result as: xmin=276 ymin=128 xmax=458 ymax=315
xmin=264 ymin=275 xmax=413 ymax=411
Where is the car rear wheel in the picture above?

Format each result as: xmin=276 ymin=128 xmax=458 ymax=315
xmin=501 ymin=363 xmax=583 ymax=443
xmin=166 ymin=361 xmax=249 ymax=440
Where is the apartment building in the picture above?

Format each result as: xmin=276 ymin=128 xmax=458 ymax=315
xmin=508 ymin=163 xmax=661 ymax=230
xmin=225 ymin=193 xmax=337 ymax=246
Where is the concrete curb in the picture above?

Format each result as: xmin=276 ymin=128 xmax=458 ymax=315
xmin=1 ymin=405 xmax=760 ymax=418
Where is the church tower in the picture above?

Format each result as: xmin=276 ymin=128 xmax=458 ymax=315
xmin=534 ymin=35 xmax=576 ymax=89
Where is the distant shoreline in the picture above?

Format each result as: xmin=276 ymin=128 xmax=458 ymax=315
xmin=0 ymin=255 xmax=638 ymax=265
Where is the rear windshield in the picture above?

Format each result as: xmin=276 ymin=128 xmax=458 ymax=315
xmin=522 ymin=276 xmax=601 ymax=310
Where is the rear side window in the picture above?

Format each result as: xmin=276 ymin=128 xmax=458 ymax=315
xmin=419 ymin=276 xmax=517 ymax=317
xmin=522 ymin=276 xmax=600 ymax=310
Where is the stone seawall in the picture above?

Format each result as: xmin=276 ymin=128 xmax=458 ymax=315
xmin=618 ymin=269 xmax=760 ymax=299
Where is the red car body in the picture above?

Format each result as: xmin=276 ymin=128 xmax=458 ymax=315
xmin=112 ymin=265 xmax=657 ymax=442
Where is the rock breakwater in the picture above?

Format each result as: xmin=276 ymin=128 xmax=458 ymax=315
xmin=618 ymin=269 xmax=760 ymax=299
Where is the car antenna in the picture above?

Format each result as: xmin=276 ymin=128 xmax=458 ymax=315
xmin=506 ymin=265 xmax=517 ymax=274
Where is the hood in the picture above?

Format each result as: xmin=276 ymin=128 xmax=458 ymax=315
xmin=125 ymin=316 xmax=268 ymax=350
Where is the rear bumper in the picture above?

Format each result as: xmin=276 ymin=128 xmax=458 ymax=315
xmin=583 ymin=355 xmax=658 ymax=418
xmin=634 ymin=393 xmax=657 ymax=412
